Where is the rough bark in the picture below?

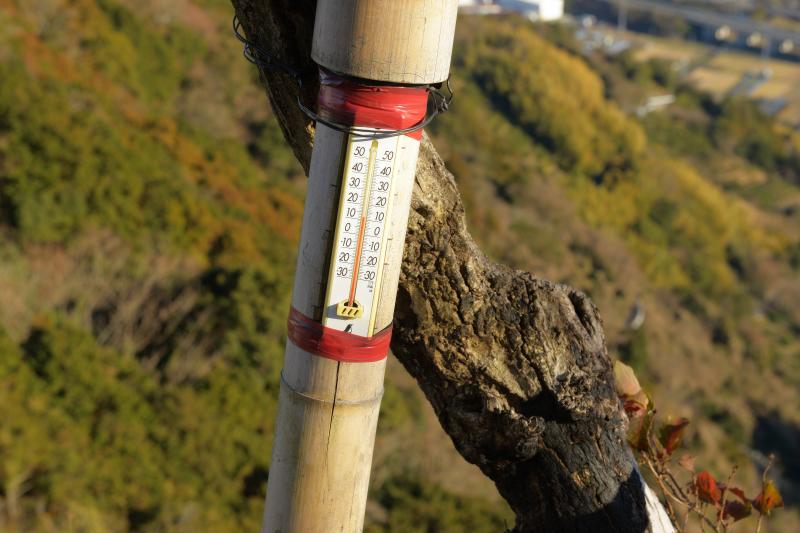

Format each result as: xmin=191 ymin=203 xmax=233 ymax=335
xmin=231 ymin=2 xmax=655 ymax=531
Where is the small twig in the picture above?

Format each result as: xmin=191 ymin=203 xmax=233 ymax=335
xmin=683 ymin=485 xmax=702 ymax=527
xmin=640 ymin=426 xmax=721 ymax=533
xmin=647 ymin=451 xmax=708 ymax=532
xmin=754 ymin=455 xmax=775 ymax=533
xmin=716 ymin=465 xmax=738 ymax=532
xmin=644 ymin=452 xmax=682 ymax=527
xmin=664 ymin=469 xmax=691 ymax=503
xmin=761 ymin=455 xmax=774 ymax=483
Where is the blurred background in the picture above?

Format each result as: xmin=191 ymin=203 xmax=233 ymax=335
xmin=0 ymin=0 xmax=798 ymax=531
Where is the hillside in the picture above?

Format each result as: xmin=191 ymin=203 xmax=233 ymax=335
xmin=0 ymin=1 xmax=798 ymax=531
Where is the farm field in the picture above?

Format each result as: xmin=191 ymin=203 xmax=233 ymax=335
xmin=629 ymin=33 xmax=800 ymax=127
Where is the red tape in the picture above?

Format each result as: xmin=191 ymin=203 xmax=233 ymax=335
xmin=317 ymin=68 xmax=428 ymax=140
xmin=287 ymin=307 xmax=391 ymax=363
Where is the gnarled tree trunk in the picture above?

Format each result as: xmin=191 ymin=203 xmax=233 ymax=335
xmin=230 ymin=2 xmax=674 ymax=531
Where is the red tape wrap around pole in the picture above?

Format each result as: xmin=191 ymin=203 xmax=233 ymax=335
xmin=287 ymin=307 xmax=392 ymax=363
xmin=317 ymin=68 xmax=429 ymax=139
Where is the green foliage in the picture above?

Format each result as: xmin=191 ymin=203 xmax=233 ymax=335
xmin=367 ymin=473 xmax=511 ymax=533
xmin=711 ymin=98 xmax=800 ymax=183
xmin=640 ymin=87 xmax=800 ymax=189
xmin=642 ymin=109 xmax=714 ymax=159
xmin=453 ymin=16 xmax=645 ymax=177
xmin=0 ymin=1 xmax=296 ymax=529
xmin=700 ymin=402 xmax=747 ymax=444
xmin=619 ymin=327 xmax=649 ymax=373
xmin=616 ymin=51 xmax=678 ymax=89
xmin=431 ymin=79 xmax=545 ymax=193
xmin=92 ymin=0 xmax=206 ymax=108
xmin=379 ymin=382 xmax=423 ymax=432
xmin=0 ymin=56 xmax=205 ymax=244
xmin=0 ymin=1 xmax=301 ymax=251
xmin=1 ymin=316 xmax=277 ymax=531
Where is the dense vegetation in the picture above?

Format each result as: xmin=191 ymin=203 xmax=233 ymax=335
xmin=1 ymin=1 xmax=798 ymax=531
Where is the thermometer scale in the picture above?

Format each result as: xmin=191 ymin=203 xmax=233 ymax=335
xmin=322 ymin=133 xmax=400 ymax=337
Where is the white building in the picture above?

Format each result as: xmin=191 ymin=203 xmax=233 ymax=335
xmin=497 ymin=0 xmax=564 ymax=21
xmin=459 ymin=0 xmax=503 ymax=15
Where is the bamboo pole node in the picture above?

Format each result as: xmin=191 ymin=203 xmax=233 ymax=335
xmin=279 ymin=372 xmax=384 ymax=406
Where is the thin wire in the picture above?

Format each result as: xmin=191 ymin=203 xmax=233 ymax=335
xmin=233 ymin=14 xmax=301 ymax=81
xmin=296 ymin=86 xmax=451 ymax=140
xmin=232 ymin=14 xmax=453 ymax=139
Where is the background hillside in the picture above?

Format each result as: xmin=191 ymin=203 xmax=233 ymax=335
xmin=0 ymin=1 xmax=798 ymax=531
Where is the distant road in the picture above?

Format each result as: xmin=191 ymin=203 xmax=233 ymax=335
xmin=602 ymin=0 xmax=800 ymax=44
xmin=769 ymin=6 xmax=800 ymax=22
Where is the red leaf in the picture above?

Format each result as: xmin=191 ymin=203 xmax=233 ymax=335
xmin=695 ymin=471 xmax=721 ymax=505
xmin=753 ymin=480 xmax=784 ymax=515
xmin=658 ymin=418 xmax=689 ymax=456
xmin=722 ymin=500 xmax=752 ymax=522
xmin=724 ymin=485 xmax=749 ymax=503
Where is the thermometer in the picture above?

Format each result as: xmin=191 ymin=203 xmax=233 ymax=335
xmin=322 ymin=133 xmax=400 ymax=337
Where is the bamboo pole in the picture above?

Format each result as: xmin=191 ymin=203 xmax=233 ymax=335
xmin=312 ymin=0 xmax=459 ymax=84
xmin=262 ymin=2 xmax=459 ymax=532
